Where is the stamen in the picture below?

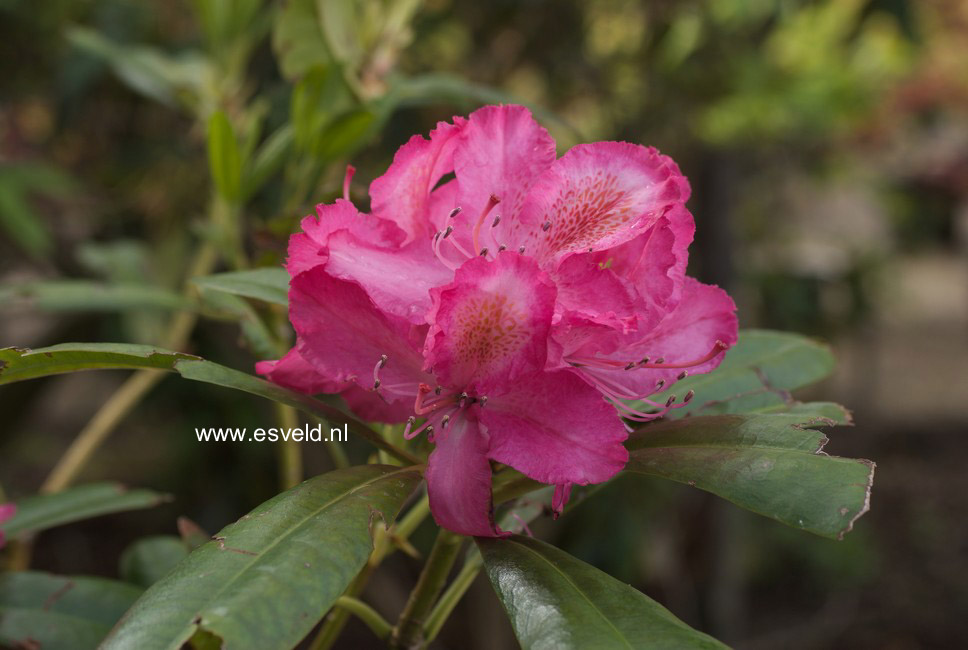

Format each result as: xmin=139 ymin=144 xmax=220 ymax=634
xmin=441 ymin=415 xmax=450 ymax=429
xmin=624 ymin=362 xmax=636 ymax=370
xmin=479 ymin=247 xmax=488 ymax=257
xmin=518 ymin=246 xmax=525 ymax=254
xmin=491 ymin=215 xmax=501 ymax=227
xmin=449 ymin=207 xmax=462 ymax=219
xmin=677 ymin=370 xmax=689 ymax=380
xmin=372 ymin=354 xmax=388 ymax=389
xmin=479 ymin=396 xmax=488 ymax=407
xmin=498 ymin=245 xmax=507 ymax=252
xmin=342 ymin=165 xmax=356 ymax=202
xmin=471 ymin=195 xmax=501 ymax=256
xmin=665 ymin=395 xmax=676 ymax=407
xmin=435 ymin=386 xmax=442 ymax=395
xmin=655 ymin=379 xmax=665 ymax=390
xmin=684 ymin=390 xmax=695 ymax=403
xmin=459 ymin=391 xmax=468 ymax=408
xmin=442 ymin=225 xmax=454 ymax=239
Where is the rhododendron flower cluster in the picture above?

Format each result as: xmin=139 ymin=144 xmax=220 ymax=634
xmin=0 ymin=502 xmax=15 ymax=549
xmin=258 ymin=105 xmax=738 ymax=537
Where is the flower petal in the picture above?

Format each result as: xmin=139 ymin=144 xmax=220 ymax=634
xmin=578 ymin=277 xmax=738 ymax=400
xmin=290 ymin=267 xmax=432 ymax=403
xmin=286 ymin=199 xmax=404 ymax=277
xmin=255 ymin=347 xmax=342 ymax=395
xmin=425 ymin=415 xmax=504 ymax=537
xmin=454 ymin=105 xmax=557 ymax=225
xmin=425 ymin=252 xmax=556 ymax=394
xmin=481 ymin=370 xmax=628 ymax=486
xmin=512 ymin=142 xmax=690 ymax=264
xmin=369 ymin=120 xmax=466 ymax=244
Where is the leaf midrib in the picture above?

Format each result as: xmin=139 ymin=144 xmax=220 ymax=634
xmin=180 ymin=466 xmax=416 ymax=638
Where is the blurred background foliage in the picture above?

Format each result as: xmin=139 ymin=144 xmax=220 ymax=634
xmin=1 ymin=0 xmax=966 ymax=648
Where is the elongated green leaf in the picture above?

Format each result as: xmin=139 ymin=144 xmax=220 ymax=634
xmin=0 ymin=572 xmax=142 ymax=650
xmin=0 ymin=344 xmax=197 ymax=384
xmin=644 ymin=329 xmax=836 ymax=417
xmin=3 ymin=483 xmax=169 ymax=539
xmin=477 ymin=536 xmax=727 ymax=650
xmin=191 ymin=267 xmax=289 ymax=305
xmin=102 ymin=465 xmax=422 ymax=650
xmin=626 ymin=413 xmax=874 ymax=539
xmin=0 ymin=281 xmax=194 ymax=312
xmin=271 ymin=0 xmax=331 ymax=80
xmin=120 ymin=536 xmax=191 ymax=588
xmin=243 ymin=125 xmax=294 ymax=199
xmin=207 ymin=110 xmax=243 ymax=201
xmin=0 ymin=344 xmax=419 ymax=463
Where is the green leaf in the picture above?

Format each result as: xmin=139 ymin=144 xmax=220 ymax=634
xmin=0 ymin=344 xmax=419 ymax=464
xmin=120 ymin=536 xmax=191 ymax=588
xmin=477 ymin=535 xmax=727 ymax=650
xmin=0 ymin=344 xmax=198 ymax=384
xmin=0 ymin=281 xmax=195 ymax=313
xmin=66 ymin=27 xmax=209 ymax=111
xmin=0 ymin=572 xmax=142 ymax=650
xmin=191 ymin=267 xmax=289 ymax=306
xmin=3 ymin=482 xmax=170 ymax=539
xmin=207 ymin=110 xmax=243 ymax=201
xmin=625 ymin=413 xmax=874 ymax=539
xmin=314 ymin=107 xmax=377 ymax=162
xmin=271 ymin=0 xmax=331 ymax=80
xmin=243 ymin=125 xmax=294 ymax=199
xmin=102 ymin=465 xmax=422 ymax=650
xmin=645 ymin=329 xmax=836 ymax=417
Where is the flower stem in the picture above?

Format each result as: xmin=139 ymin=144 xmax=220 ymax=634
xmin=422 ymin=550 xmax=483 ymax=644
xmin=275 ymin=403 xmax=302 ymax=490
xmin=389 ymin=528 xmax=464 ymax=649
xmin=333 ymin=596 xmax=391 ymax=640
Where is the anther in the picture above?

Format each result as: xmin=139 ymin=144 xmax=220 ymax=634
xmin=379 ymin=354 xmax=388 ymax=369
xmin=479 ymin=396 xmax=488 ymax=407
xmin=373 ymin=379 xmax=381 ymax=389
xmin=677 ymin=370 xmax=688 ymax=380
xmin=655 ymin=379 xmax=665 ymax=390
xmin=407 ymin=416 xmax=416 ymax=426
xmin=459 ymin=391 xmax=468 ymax=407
xmin=425 ymin=425 xmax=434 ymax=437
xmin=441 ymin=415 xmax=450 ymax=429
xmin=640 ymin=357 xmax=650 ymax=365
xmin=443 ymin=225 xmax=454 ymax=239
xmin=518 ymin=246 xmax=526 ymax=254
xmin=684 ymin=390 xmax=695 ymax=403
xmin=542 ymin=221 xmax=552 ymax=232
xmin=498 ymin=245 xmax=507 ymax=252
xmin=624 ymin=361 xmax=636 ymax=370
xmin=654 ymin=357 xmax=666 ymax=365
xmin=665 ymin=395 xmax=676 ymax=407
xmin=449 ymin=207 xmax=462 ymax=219
xmin=491 ymin=215 xmax=501 ymax=227
xmin=479 ymin=247 xmax=488 ymax=256
xmin=435 ymin=386 xmax=442 ymax=395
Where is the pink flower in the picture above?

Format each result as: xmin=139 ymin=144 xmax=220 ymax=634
xmin=0 ymin=502 xmax=16 ymax=549
xmin=258 ymin=105 xmax=738 ymax=536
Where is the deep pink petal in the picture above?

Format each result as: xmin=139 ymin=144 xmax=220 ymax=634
xmin=0 ymin=503 xmax=14 ymax=524
xmin=454 ymin=105 xmax=557 ymax=224
xmin=324 ymin=231 xmax=452 ymax=324
xmin=290 ymin=267 xmax=432 ymax=402
xmin=425 ymin=252 xmax=556 ymax=394
xmin=341 ymin=386 xmax=413 ymax=423
xmin=369 ymin=120 xmax=465 ymax=244
xmin=255 ymin=347 xmax=342 ymax=395
xmin=510 ymin=142 xmax=690 ymax=264
xmin=576 ymin=277 xmax=738 ymax=400
xmin=286 ymin=199 xmax=404 ymax=277
xmin=481 ymin=371 xmax=628 ymax=486
xmin=425 ymin=416 xmax=504 ymax=537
